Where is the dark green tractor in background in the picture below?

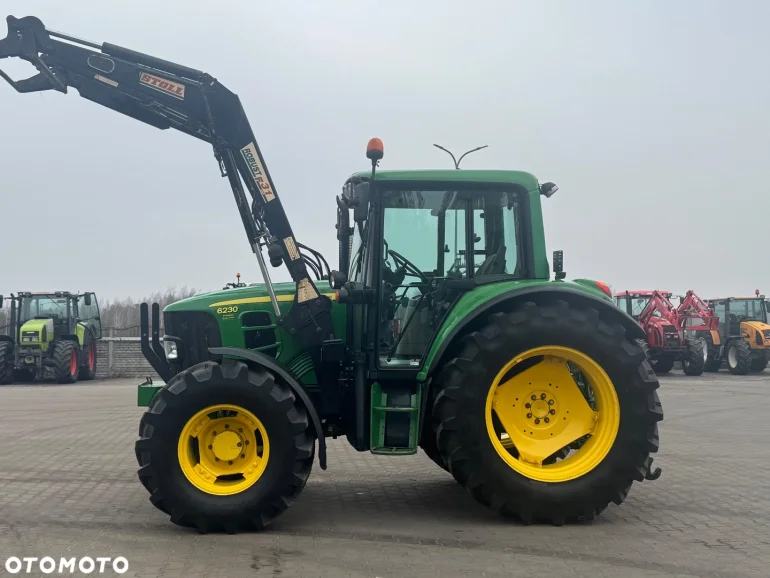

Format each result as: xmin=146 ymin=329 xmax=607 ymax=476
xmin=0 ymin=15 xmax=663 ymax=533
xmin=0 ymin=291 xmax=102 ymax=384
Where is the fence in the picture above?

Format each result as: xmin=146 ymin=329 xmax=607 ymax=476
xmin=96 ymin=330 xmax=161 ymax=379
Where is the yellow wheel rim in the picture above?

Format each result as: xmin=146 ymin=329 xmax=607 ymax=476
xmin=485 ymin=346 xmax=620 ymax=482
xmin=177 ymin=404 xmax=270 ymax=496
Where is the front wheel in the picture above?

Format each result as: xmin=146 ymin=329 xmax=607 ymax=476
xmin=682 ymin=338 xmax=706 ymax=376
xmin=135 ymin=360 xmax=314 ymax=533
xmin=431 ymin=300 xmax=663 ymax=524
xmin=726 ymin=340 xmax=751 ymax=375
xmin=52 ymin=340 xmax=79 ymax=384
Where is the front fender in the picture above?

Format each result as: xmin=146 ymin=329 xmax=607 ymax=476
xmin=208 ymin=346 xmax=327 ymax=471
xmin=421 ymin=284 xmax=645 ymax=379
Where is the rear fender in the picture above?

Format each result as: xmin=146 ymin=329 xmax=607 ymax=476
xmin=59 ymin=334 xmax=80 ymax=345
xmin=423 ymin=285 xmax=645 ymax=378
xmin=208 ymin=346 xmax=327 ymax=471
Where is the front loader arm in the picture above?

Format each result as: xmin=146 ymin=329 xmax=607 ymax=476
xmin=0 ymin=16 xmax=332 ymax=344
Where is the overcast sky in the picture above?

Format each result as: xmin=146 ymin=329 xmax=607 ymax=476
xmin=1 ymin=0 xmax=768 ymax=302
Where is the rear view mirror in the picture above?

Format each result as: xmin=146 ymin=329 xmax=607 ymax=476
xmin=352 ymin=183 xmax=370 ymax=223
xmin=84 ymin=293 xmax=92 ymax=307
xmin=0 ymin=295 xmax=3 ymax=309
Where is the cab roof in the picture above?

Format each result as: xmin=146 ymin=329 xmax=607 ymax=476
xmin=346 ymin=169 xmax=540 ymax=190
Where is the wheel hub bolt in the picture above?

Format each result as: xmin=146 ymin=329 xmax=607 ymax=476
xmin=245 ymin=440 xmax=250 ymax=445
xmin=208 ymin=445 xmax=213 ymax=450
xmin=527 ymin=413 xmax=533 ymax=418
xmin=225 ymin=424 xmax=229 ymax=429
xmin=531 ymin=395 xmax=537 ymax=400
xmin=534 ymin=418 xmax=541 ymax=425
xmin=541 ymin=393 xmax=547 ymax=400
xmin=237 ymin=442 xmax=242 ymax=447
xmin=544 ymin=417 xmax=550 ymax=423
xmin=212 ymin=431 xmax=217 ymax=436
xmin=241 ymin=454 xmax=246 ymax=459
xmin=525 ymin=403 xmax=531 ymax=408
xmin=548 ymin=400 xmax=554 ymax=406
xmin=238 ymin=428 xmax=243 ymax=433
xmin=550 ymin=409 xmax=556 ymax=415
xmin=215 ymin=457 xmax=220 ymax=462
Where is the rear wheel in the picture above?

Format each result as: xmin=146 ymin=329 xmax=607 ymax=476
xmin=726 ymin=340 xmax=752 ymax=375
xmin=135 ymin=359 xmax=314 ymax=533
xmin=0 ymin=341 xmax=14 ymax=385
xmin=682 ymin=338 xmax=706 ymax=376
xmin=79 ymin=340 xmax=97 ymax=380
xmin=52 ymin=340 xmax=79 ymax=384
xmin=432 ymin=300 xmax=662 ymax=524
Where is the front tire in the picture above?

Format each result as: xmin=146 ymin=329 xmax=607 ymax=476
xmin=726 ymin=340 xmax=751 ymax=375
xmin=52 ymin=340 xmax=79 ymax=384
xmin=432 ymin=300 xmax=663 ymax=524
xmin=750 ymin=349 xmax=767 ymax=372
xmin=135 ymin=360 xmax=314 ymax=533
xmin=682 ymin=338 xmax=706 ymax=376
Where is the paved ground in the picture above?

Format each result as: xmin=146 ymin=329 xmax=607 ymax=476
xmin=0 ymin=372 xmax=768 ymax=578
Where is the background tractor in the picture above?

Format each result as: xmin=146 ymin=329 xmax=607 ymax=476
xmin=1 ymin=15 xmax=663 ymax=533
xmin=702 ymin=293 xmax=770 ymax=374
xmin=614 ymin=289 xmax=706 ymax=375
xmin=0 ymin=291 xmax=102 ymax=384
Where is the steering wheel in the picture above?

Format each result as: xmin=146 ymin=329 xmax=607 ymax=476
xmin=387 ymin=249 xmax=428 ymax=283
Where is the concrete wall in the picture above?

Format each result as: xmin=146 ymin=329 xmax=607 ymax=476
xmin=96 ymin=339 xmax=160 ymax=379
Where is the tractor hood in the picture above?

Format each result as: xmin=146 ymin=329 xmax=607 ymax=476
xmin=742 ymin=320 xmax=770 ymax=343
xmin=164 ymin=282 xmax=313 ymax=313
xmin=19 ymin=318 xmax=53 ymax=343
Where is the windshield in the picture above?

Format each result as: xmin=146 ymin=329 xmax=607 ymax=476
xmin=727 ymin=299 xmax=767 ymax=322
xmin=617 ymin=296 xmax=651 ymax=317
xmin=19 ymin=296 xmax=68 ymax=324
xmin=381 ymin=187 xmax=525 ymax=281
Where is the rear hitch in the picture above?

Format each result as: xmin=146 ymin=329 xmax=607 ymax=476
xmin=643 ymin=456 xmax=662 ymax=481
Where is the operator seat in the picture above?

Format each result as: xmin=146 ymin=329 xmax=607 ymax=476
xmin=475 ymin=245 xmax=507 ymax=277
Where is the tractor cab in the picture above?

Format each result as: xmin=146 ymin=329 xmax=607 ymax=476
xmin=335 ymin=169 xmax=539 ymax=370
xmin=703 ymin=294 xmax=770 ymax=373
xmin=614 ymin=290 xmax=670 ymax=321
xmin=0 ymin=291 xmax=102 ymax=384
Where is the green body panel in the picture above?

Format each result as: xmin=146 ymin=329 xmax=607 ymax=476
xmin=165 ymin=282 xmax=346 ymax=386
xmin=417 ymin=279 xmax=613 ymax=381
xmin=18 ymin=319 xmax=53 ymax=352
xmin=138 ymin=379 xmax=165 ymax=407
xmin=76 ymin=323 xmax=86 ymax=345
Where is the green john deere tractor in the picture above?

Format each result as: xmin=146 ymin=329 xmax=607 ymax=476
xmin=0 ymin=292 xmax=102 ymax=384
xmin=0 ymin=15 xmax=663 ymax=533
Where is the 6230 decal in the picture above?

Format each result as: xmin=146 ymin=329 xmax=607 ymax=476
xmin=216 ymin=306 xmax=238 ymax=315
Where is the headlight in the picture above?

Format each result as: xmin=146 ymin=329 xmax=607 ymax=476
xmin=163 ymin=339 xmax=178 ymax=360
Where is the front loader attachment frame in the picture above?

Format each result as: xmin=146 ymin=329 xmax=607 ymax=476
xmin=140 ymin=302 xmax=174 ymax=383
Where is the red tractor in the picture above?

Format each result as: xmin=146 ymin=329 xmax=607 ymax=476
xmin=614 ymin=290 xmax=706 ymax=375
xmin=674 ymin=290 xmax=720 ymax=371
